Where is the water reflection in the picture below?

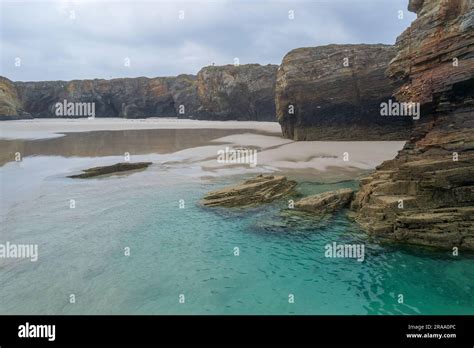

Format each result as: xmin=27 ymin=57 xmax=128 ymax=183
xmin=0 ymin=128 xmax=269 ymax=166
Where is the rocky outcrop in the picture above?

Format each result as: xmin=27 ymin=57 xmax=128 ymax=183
xmin=201 ymin=174 xmax=297 ymax=207
xmin=68 ymin=162 xmax=152 ymax=178
xmin=294 ymin=188 xmax=353 ymax=214
xmin=195 ymin=64 xmax=278 ymax=121
xmin=0 ymin=77 xmax=30 ymax=120
xmin=352 ymin=0 xmax=474 ymax=250
xmin=276 ymin=44 xmax=414 ymax=140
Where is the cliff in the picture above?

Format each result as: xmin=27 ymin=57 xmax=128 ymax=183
xmin=1 ymin=64 xmax=277 ymax=121
xmin=352 ymin=0 xmax=474 ymax=249
xmin=275 ymin=44 xmax=414 ymax=140
xmin=13 ymin=76 xmax=189 ymax=118
xmin=195 ymin=64 xmax=278 ymax=121
xmin=0 ymin=77 xmax=30 ymax=120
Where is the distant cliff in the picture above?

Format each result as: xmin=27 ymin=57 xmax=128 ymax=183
xmin=275 ymin=44 xmax=413 ymax=140
xmin=13 ymin=75 xmax=194 ymax=119
xmin=352 ymin=0 xmax=474 ymax=249
xmin=0 ymin=64 xmax=278 ymax=121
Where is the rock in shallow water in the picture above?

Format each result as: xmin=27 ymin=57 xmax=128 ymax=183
xmin=294 ymin=188 xmax=354 ymax=214
xmin=68 ymin=162 xmax=152 ymax=178
xmin=201 ymin=174 xmax=297 ymax=207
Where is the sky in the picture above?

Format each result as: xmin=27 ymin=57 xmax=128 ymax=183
xmin=0 ymin=0 xmax=416 ymax=81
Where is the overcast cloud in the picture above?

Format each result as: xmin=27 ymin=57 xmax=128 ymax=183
xmin=0 ymin=0 xmax=416 ymax=81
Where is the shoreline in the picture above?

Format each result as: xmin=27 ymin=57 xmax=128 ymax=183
xmin=0 ymin=120 xmax=405 ymax=178
xmin=0 ymin=118 xmax=282 ymax=140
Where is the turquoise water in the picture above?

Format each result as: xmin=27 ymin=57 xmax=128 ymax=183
xmin=1 ymin=156 xmax=473 ymax=315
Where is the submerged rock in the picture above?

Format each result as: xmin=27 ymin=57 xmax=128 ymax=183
xmin=68 ymin=162 xmax=151 ymax=178
xmin=201 ymin=174 xmax=297 ymax=207
xmin=294 ymin=188 xmax=354 ymax=214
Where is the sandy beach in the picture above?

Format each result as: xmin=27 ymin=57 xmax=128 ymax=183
xmin=0 ymin=118 xmax=282 ymax=140
xmin=0 ymin=119 xmax=405 ymax=180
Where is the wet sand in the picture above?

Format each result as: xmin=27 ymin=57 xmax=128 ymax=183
xmin=0 ymin=128 xmax=268 ymax=166
xmin=0 ymin=119 xmax=405 ymax=181
xmin=0 ymin=118 xmax=282 ymax=140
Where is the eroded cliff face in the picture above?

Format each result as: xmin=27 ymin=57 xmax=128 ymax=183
xmin=195 ymin=64 xmax=278 ymax=121
xmin=14 ymin=76 xmax=192 ymax=119
xmin=275 ymin=44 xmax=414 ymax=140
xmin=352 ymin=0 xmax=474 ymax=249
xmin=0 ymin=77 xmax=29 ymax=119
xmin=2 ymin=64 xmax=277 ymax=120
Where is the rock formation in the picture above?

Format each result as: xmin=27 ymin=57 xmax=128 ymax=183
xmin=1 ymin=64 xmax=277 ymax=121
xmin=352 ymin=0 xmax=474 ymax=250
xmin=195 ymin=64 xmax=278 ymax=121
xmin=0 ymin=77 xmax=30 ymax=120
xmin=68 ymin=162 xmax=152 ymax=178
xmin=14 ymin=76 xmax=187 ymax=119
xmin=201 ymin=174 xmax=297 ymax=207
xmin=295 ymin=188 xmax=353 ymax=214
xmin=275 ymin=44 xmax=414 ymax=140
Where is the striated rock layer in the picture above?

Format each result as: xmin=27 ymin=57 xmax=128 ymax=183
xmin=201 ymin=175 xmax=297 ymax=207
xmin=352 ymin=0 xmax=474 ymax=250
xmin=276 ymin=44 xmax=414 ymax=140
xmin=295 ymin=188 xmax=353 ymax=215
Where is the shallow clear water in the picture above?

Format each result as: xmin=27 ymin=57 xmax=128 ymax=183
xmin=1 ymin=155 xmax=473 ymax=315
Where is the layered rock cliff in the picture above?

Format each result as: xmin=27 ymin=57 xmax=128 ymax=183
xmin=352 ymin=0 xmax=474 ymax=249
xmin=13 ymin=75 xmax=193 ymax=119
xmin=195 ymin=64 xmax=278 ymax=121
xmin=1 ymin=64 xmax=277 ymax=120
xmin=276 ymin=44 xmax=414 ymax=140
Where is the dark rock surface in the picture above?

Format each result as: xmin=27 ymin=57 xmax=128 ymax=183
xmin=275 ymin=44 xmax=413 ymax=140
xmin=68 ymin=162 xmax=152 ymax=178
xmin=14 ymin=77 xmax=179 ymax=118
xmin=194 ymin=64 xmax=278 ymax=121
